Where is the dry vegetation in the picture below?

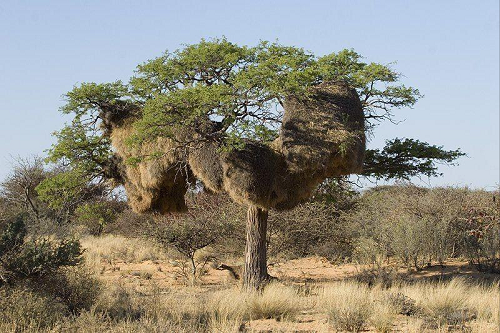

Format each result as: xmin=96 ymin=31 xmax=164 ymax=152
xmin=1 ymin=179 xmax=498 ymax=332
xmin=1 ymin=232 xmax=498 ymax=333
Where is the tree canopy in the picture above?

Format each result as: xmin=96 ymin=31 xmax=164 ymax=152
xmin=40 ymin=38 xmax=463 ymax=202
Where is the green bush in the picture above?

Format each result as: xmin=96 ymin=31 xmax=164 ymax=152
xmin=75 ymin=201 xmax=118 ymax=236
xmin=0 ymin=214 xmax=83 ymax=286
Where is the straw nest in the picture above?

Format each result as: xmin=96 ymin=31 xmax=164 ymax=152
xmin=105 ymin=81 xmax=365 ymax=212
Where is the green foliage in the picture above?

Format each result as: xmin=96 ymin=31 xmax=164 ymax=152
xmin=36 ymin=167 xmax=91 ymax=210
xmin=47 ymin=38 xmax=462 ymax=188
xmin=75 ymin=201 xmax=117 ymax=236
xmin=130 ymin=40 xmax=420 ymax=149
xmin=0 ymin=157 xmax=109 ymax=226
xmin=37 ymin=83 xmax=128 ymax=211
xmin=49 ymin=81 xmax=129 ymax=180
xmin=0 ymin=214 xmax=83 ymax=285
xmin=0 ymin=214 xmax=27 ymax=254
xmin=363 ymin=138 xmax=465 ymax=180
xmin=316 ymin=49 xmax=421 ymax=126
xmin=47 ymin=124 xmax=111 ymax=175
xmin=35 ymin=164 xmax=111 ymax=223
xmin=50 ymin=39 xmax=424 ymax=164
xmin=60 ymin=81 xmax=130 ymax=117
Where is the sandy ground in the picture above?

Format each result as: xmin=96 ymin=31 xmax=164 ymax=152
xmin=94 ymin=257 xmax=498 ymax=332
xmin=98 ymin=256 xmax=496 ymax=288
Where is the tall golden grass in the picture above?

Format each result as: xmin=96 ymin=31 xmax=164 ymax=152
xmin=1 ymin=277 xmax=498 ymax=332
xmin=2 ymin=234 xmax=498 ymax=332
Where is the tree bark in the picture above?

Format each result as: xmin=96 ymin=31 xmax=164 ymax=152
xmin=243 ymin=205 xmax=269 ymax=291
xmin=190 ymin=255 xmax=196 ymax=286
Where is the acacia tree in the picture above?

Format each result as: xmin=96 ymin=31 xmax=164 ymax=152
xmin=42 ymin=38 xmax=463 ymax=290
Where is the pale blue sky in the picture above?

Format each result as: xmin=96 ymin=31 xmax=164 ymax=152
xmin=0 ymin=1 xmax=498 ymax=189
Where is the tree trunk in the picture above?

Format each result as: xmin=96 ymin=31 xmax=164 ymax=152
xmin=243 ymin=205 xmax=269 ymax=291
xmin=190 ymin=255 xmax=196 ymax=286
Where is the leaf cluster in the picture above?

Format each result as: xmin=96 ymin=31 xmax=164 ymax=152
xmin=363 ymin=138 xmax=465 ymax=180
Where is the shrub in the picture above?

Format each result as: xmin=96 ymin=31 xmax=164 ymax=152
xmin=385 ymin=292 xmax=419 ymax=316
xmin=34 ymin=267 xmax=102 ymax=314
xmin=462 ymin=193 xmax=500 ymax=273
xmin=0 ymin=214 xmax=83 ymax=286
xmin=353 ymin=266 xmax=404 ymax=288
xmin=268 ymin=201 xmax=355 ymax=261
xmin=75 ymin=201 xmax=119 ymax=236
xmin=348 ymin=185 xmax=499 ymax=270
xmin=0 ymin=212 xmax=100 ymax=326
xmin=0 ymin=157 xmax=48 ymax=219
xmin=0 ymin=286 xmax=67 ymax=330
xmin=106 ymin=208 xmax=152 ymax=237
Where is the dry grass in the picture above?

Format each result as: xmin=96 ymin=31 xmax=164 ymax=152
xmin=320 ymin=281 xmax=373 ymax=332
xmin=207 ymin=288 xmax=251 ymax=322
xmin=2 ymin=231 xmax=498 ymax=333
xmin=369 ymin=303 xmax=397 ymax=333
xmin=396 ymin=278 xmax=499 ymax=330
xmin=466 ymin=281 xmax=499 ymax=324
xmin=0 ymin=276 xmax=498 ymax=332
xmin=81 ymin=235 xmax=166 ymax=272
xmin=415 ymin=279 xmax=470 ymax=326
xmin=248 ymin=283 xmax=302 ymax=320
xmin=0 ymin=287 xmax=67 ymax=331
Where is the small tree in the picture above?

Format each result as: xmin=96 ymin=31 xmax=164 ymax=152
xmin=75 ymin=201 xmax=120 ymax=236
xmin=1 ymin=157 xmax=46 ymax=219
xmin=0 ymin=156 xmax=113 ymax=226
xmin=151 ymin=194 xmax=235 ymax=284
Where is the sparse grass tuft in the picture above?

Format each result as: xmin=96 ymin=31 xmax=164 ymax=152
xmin=320 ymin=281 xmax=373 ymax=332
xmin=208 ymin=288 xmax=251 ymax=322
xmin=401 ymin=278 xmax=476 ymax=327
xmin=370 ymin=303 xmax=397 ymax=333
xmin=248 ymin=283 xmax=302 ymax=320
